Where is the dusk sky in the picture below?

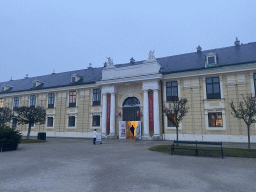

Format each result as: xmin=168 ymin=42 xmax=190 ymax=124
xmin=1 ymin=0 xmax=255 ymax=83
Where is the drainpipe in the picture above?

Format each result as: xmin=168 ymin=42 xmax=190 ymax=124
xmin=160 ymin=80 xmax=165 ymax=140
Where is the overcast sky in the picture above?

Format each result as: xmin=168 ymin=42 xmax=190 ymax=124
xmin=0 ymin=0 xmax=255 ymax=83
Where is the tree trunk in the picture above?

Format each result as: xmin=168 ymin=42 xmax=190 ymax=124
xmin=27 ymin=123 xmax=31 ymax=140
xmin=247 ymin=124 xmax=251 ymax=150
xmin=176 ymin=126 xmax=179 ymax=146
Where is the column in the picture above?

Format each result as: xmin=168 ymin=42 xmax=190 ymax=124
xmin=143 ymin=90 xmax=149 ymax=137
xmin=109 ymin=93 xmax=115 ymax=136
xmin=101 ymin=93 xmax=107 ymax=136
xmin=153 ymin=89 xmax=160 ymax=136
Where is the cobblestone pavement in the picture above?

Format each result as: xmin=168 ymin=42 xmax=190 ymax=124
xmin=0 ymin=137 xmax=255 ymax=192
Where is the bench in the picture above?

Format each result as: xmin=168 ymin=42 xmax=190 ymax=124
xmin=171 ymin=140 xmax=224 ymax=158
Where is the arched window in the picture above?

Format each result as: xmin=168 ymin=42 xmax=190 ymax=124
xmin=123 ymin=97 xmax=141 ymax=121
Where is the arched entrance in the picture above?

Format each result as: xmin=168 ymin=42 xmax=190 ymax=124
xmin=122 ymin=97 xmax=141 ymax=139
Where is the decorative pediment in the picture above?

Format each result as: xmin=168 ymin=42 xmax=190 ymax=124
xmin=70 ymin=73 xmax=82 ymax=83
xmin=101 ymin=51 xmax=161 ymax=81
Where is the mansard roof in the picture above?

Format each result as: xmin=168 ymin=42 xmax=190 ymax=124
xmin=1 ymin=41 xmax=256 ymax=94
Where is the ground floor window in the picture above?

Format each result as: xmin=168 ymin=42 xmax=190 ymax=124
xmin=68 ymin=116 xmax=76 ymax=127
xmin=167 ymin=113 xmax=179 ymax=127
xmin=208 ymin=112 xmax=223 ymax=127
xmin=47 ymin=117 xmax=54 ymax=127
xmin=92 ymin=115 xmax=100 ymax=126
xmin=12 ymin=118 xmax=18 ymax=129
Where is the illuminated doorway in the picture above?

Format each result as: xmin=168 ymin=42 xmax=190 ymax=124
xmin=126 ymin=121 xmax=138 ymax=139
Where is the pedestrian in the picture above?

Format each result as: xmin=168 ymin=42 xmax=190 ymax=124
xmin=130 ymin=125 xmax=135 ymax=137
xmin=92 ymin=129 xmax=97 ymax=145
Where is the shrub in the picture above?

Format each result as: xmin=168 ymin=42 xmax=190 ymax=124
xmin=0 ymin=124 xmax=22 ymax=144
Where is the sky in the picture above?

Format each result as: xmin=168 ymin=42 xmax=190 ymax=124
xmin=0 ymin=0 xmax=256 ymax=83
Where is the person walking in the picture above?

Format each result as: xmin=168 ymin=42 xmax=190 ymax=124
xmin=92 ymin=129 xmax=97 ymax=145
xmin=130 ymin=125 xmax=135 ymax=138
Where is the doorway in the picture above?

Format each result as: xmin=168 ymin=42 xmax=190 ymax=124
xmin=126 ymin=121 xmax=138 ymax=139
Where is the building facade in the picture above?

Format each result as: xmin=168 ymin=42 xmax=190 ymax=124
xmin=1 ymin=40 xmax=256 ymax=142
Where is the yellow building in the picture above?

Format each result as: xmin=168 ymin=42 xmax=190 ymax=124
xmin=1 ymin=40 xmax=256 ymax=142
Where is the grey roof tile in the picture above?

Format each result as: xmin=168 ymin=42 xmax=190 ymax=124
xmin=1 ymin=42 xmax=256 ymax=94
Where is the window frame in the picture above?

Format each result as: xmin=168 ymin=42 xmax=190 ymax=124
xmin=30 ymin=95 xmax=36 ymax=108
xmin=206 ymin=77 xmax=221 ymax=99
xmin=48 ymin=93 xmax=55 ymax=108
xmin=0 ymin=98 xmax=4 ymax=108
xmin=166 ymin=81 xmax=178 ymax=101
xmin=69 ymin=91 xmax=77 ymax=107
xmin=47 ymin=117 xmax=54 ymax=127
xmin=13 ymin=97 xmax=19 ymax=109
xmin=208 ymin=112 xmax=223 ymax=127
xmin=93 ymin=89 xmax=101 ymax=106
xmin=68 ymin=116 xmax=76 ymax=127
xmin=71 ymin=76 xmax=76 ymax=83
xmin=92 ymin=115 xmax=100 ymax=127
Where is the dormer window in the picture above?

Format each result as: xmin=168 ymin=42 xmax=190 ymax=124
xmin=206 ymin=52 xmax=218 ymax=67
xmin=1 ymin=84 xmax=13 ymax=92
xmin=32 ymin=80 xmax=44 ymax=88
xmin=71 ymin=73 xmax=81 ymax=83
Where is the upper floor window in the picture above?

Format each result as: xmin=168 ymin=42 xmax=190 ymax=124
xmin=71 ymin=76 xmax=76 ymax=83
xmin=0 ymin=98 xmax=3 ymax=108
xmin=30 ymin=95 xmax=36 ymax=108
xmin=48 ymin=93 xmax=55 ymax=108
xmin=206 ymin=52 xmax=218 ymax=67
xmin=69 ymin=91 xmax=76 ymax=107
xmin=13 ymin=97 xmax=19 ymax=109
xmin=254 ymin=73 xmax=256 ymax=94
xmin=93 ymin=89 xmax=101 ymax=105
xmin=208 ymin=112 xmax=223 ymax=127
xmin=166 ymin=81 xmax=178 ymax=101
xmin=206 ymin=77 xmax=221 ymax=99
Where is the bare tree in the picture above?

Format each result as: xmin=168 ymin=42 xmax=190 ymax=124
xmin=0 ymin=107 xmax=13 ymax=126
xmin=163 ymin=98 xmax=189 ymax=142
xmin=14 ymin=106 xmax=46 ymax=140
xmin=230 ymin=94 xmax=256 ymax=150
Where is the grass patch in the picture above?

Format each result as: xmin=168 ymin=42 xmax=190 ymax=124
xmin=20 ymin=139 xmax=47 ymax=143
xmin=149 ymin=145 xmax=256 ymax=158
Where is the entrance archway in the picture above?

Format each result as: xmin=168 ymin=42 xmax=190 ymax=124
xmin=122 ymin=97 xmax=141 ymax=139
xmin=122 ymin=97 xmax=140 ymax=121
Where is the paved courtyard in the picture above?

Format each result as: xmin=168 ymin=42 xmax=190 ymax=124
xmin=0 ymin=138 xmax=256 ymax=192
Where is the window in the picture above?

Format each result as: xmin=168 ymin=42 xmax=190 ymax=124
xmin=92 ymin=115 xmax=100 ymax=126
xmin=69 ymin=91 xmax=76 ymax=107
xmin=206 ymin=77 xmax=221 ymax=99
xmin=208 ymin=112 xmax=223 ymax=127
xmin=68 ymin=116 xmax=75 ymax=127
xmin=0 ymin=99 xmax=3 ymax=108
xmin=48 ymin=93 xmax=54 ymax=108
xmin=207 ymin=56 xmax=215 ymax=64
xmin=12 ymin=118 xmax=18 ymax=129
xmin=47 ymin=117 xmax=54 ymax=127
xmin=166 ymin=81 xmax=178 ymax=101
xmin=254 ymin=73 xmax=256 ymax=94
xmin=30 ymin=95 xmax=36 ymax=108
xmin=167 ymin=113 xmax=179 ymax=127
xmin=13 ymin=97 xmax=19 ymax=109
xmin=93 ymin=89 xmax=101 ymax=105
xmin=71 ymin=76 xmax=76 ymax=83
xmin=32 ymin=82 xmax=36 ymax=88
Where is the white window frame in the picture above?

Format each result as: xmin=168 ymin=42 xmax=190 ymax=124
xmin=30 ymin=95 xmax=37 ymax=108
xmin=205 ymin=109 xmax=226 ymax=130
xmin=90 ymin=113 xmax=101 ymax=129
xmin=46 ymin=116 xmax=55 ymax=129
xmin=47 ymin=93 xmax=55 ymax=108
xmin=67 ymin=113 xmax=77 ymax=129
xmin=203 ymin=75 xmax=224 ymax=100
xmin=67 ymin=90 xmax=78 ymax=107
xmin=13 ymin=97 xmax=19 ymax=109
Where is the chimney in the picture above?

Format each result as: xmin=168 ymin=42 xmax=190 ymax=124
xmin=234 ymin=37 xmax=240 ymax=46
xmin=88 ymin=63 xmax=93 ymax=69
xmin=25 ymin=74 xmax=28 ymax=79
xmin=130 ymin=57 xmax=135 ymax=64
xmin=196 ymin=45 xmax=202 ymax=52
